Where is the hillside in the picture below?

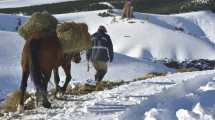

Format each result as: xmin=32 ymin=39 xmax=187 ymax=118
xmin=0 ymin=10 xmax=215 ymax=61
xmin=0 ymin=3 xmax=215 ymax=120
xmin=0 ymin=0 xmax=214 ymax=15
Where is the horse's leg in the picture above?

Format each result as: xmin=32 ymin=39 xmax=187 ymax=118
xmin=43 ymin=72 xmax=51 ymax=91
xmin=33 ymin=71 xmax=52 ymax=108
xmin=28 ymin=39 xmax=51 ymax=108
xmin=38 ymin=71 xmax=52 ymax=108
xmin=17 ymin=68 xmax=29 ymax=112
xmin=53 ymin=67 xmax=61 ymax=94
xmin=61 ymin=61 xmax=72 ymax=93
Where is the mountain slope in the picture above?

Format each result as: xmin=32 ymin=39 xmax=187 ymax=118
xmin=56 ymin=10 xmax=215 ymax=61
xmin=1 ymin=10 xmax=215 ymax=61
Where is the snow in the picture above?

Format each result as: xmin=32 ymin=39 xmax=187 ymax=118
xmin=0 ymin=0 xmax=78 ymax=9
xmin=1 ymin=70 xmax=215 ymax=120
xmin=0 ymin=13 xmax=27 ymax=33
xmin=121 ymin=70 xmax=215 ymax=120
xmin=0 ymin=31 xmax=24 ymax=100
xmin=174 ymin=11 xmax=215 ymax=45
xmin=191 ymin=0 xmax=211 ymax=4
xmin=98 ymin=2 xmax=115 ymax=9
xmin=176 ymin=103 xmax=214 ymax=120
xmin=0 ymin=7 xmax=215 ymax=120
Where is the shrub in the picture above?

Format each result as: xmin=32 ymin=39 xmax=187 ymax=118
xmin=134 ymin=72 xmax=167 ymax=81
xmin=98 ymin=11 xmax=113 ymax=17
xmin=176 ymin=68 xmax=196 ymax=72
xmin=1 ymin=90 xmax=31 ymax=112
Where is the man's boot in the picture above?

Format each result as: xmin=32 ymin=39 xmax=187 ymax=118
xmin=96 ymin=81 xmax=104 ymax=91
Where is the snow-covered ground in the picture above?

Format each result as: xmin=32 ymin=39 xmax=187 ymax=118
xmin=0 ymin=7 xmax=215 ymax=120
xmin=122 ymin=70 xmax=215 ymax=120
xmin=1 ymin=70 xmax=215 ymax=120
xmin=0 ymin=0 xmax=78 ymax=9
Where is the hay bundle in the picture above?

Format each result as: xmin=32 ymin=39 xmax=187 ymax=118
xmin=1 ymin=90 xmax=32 ymax=112
xmin=18 ymin=11 xmax=58 ymax=40
xmin=56 ymin=22 xmax=91 ymax=53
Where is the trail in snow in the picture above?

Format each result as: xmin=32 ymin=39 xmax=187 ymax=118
xmin=1 ymin=70 xmax=215 ymax=120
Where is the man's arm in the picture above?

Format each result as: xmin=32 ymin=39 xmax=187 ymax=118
xmin=106 ymin=35 xmax=114 ymax=62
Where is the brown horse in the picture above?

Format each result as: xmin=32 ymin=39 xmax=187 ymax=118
xmin=17 ymin=34 xmax=81 ymax=112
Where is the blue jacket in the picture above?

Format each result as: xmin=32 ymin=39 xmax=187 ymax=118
xmin=86 ymin=31 xmax=114 ymax=62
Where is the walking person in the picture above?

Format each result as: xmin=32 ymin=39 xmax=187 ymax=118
xmin=122 ymin=0 xmax=134 ymax=19
xmin=86 ymin=25 xmax=114 ymax=91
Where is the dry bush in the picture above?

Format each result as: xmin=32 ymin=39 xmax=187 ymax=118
xmin=176 ymin=68 xmax=195 ymax=73
xmin=134 ymin=72 xmax=168 ymax=81
xmin=65 ymin=81 xmax=125 ymax=95
xmin=1 ymin=90 xmax=33 ymax=112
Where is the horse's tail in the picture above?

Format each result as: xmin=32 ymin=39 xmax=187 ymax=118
xmin=28 ymin=38 xmax=45 ymax=91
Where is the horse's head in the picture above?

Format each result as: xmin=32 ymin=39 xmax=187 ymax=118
xmin=71 ymin=52 xmax=81 ymax=63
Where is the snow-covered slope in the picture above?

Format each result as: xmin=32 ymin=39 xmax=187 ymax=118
xmin=0 ymin=7 xmax=215 ymax=120
xmin=0 ymin=31 xmax=24 ymax=100
xmin=1 ymin=10 xmax=215 ymax=61
xmin=0 ymin=13 xmax=26 ymax=32
xmin=0 ymin=10 xmax=215 ymax=98
xmin=0 ymin=0 xmax=78 ymax=9
xmin=174 ymin=11 xmax=215 ymax=44
xmin=56 ymin=10 xmax=215 ymax=61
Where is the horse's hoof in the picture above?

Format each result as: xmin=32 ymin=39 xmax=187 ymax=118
xmin=43 ymin=101 xmax=51 ymax=108
xmin=61 ymin=87 xmax=67 ymax=94
xmin=56 ymin=92 xmax=63 ymax=98
xmin=55 ymin=87 xmax=66 ymax=98
xmin=17 ymin=104 xmax=24 ymax=113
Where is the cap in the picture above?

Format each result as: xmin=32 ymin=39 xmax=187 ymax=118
xmin=98 ymin=25 xmax=107 ymax=33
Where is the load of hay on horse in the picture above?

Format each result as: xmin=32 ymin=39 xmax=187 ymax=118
xmin=57 ymin=22 xmax=92 ymax=53
xmin=12 ymin=11 xmax=91 ymax=113
xmin=18 ymin=11 xmax=58 ymax=40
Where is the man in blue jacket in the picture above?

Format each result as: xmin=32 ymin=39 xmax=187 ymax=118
xmin=86 ymin=25 xmax=114 ymax=90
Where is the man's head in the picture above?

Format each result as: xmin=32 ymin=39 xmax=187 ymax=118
xmin=98 ymin=25 xmax=107 ymax=33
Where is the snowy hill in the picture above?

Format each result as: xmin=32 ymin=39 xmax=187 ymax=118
xmin=0 ymin=9 xmax=215 ymax=120
xmin=174 ymin=11 xmax=215 ymax=44
xmin=1 ymin=10 xmax=215 ymax=61
xmin=56 ymin=10 xmax=215 ymax=61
